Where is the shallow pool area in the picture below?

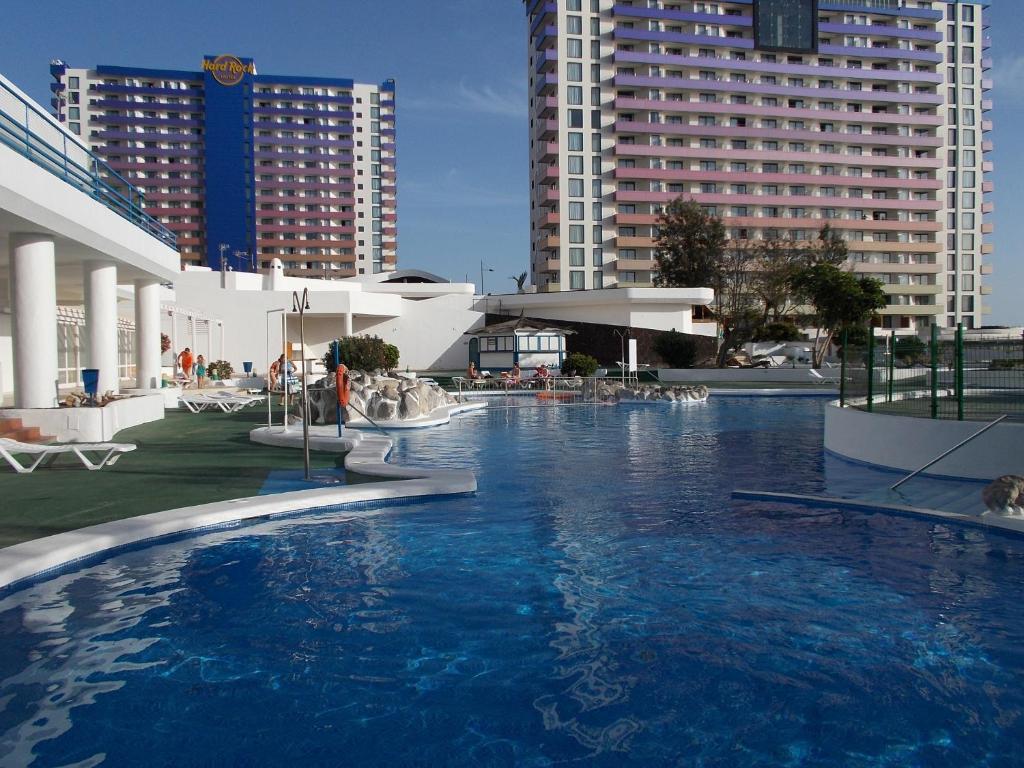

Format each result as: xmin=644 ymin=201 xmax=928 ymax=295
xmin=2 ymin=399 xmax=1023 ymax=766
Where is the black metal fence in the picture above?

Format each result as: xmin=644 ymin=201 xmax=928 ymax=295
xmin=840 ymin=326 xmax=1024 ymax=421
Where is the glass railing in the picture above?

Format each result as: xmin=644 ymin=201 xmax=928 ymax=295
xmin=0 ymin=77 xmax=178 ymax=250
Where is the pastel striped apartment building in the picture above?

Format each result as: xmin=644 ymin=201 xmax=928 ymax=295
xmin=526 ymin=0 xmax=992 ymax=331
xmin=50 ymin=56 xmax=398 ymax=277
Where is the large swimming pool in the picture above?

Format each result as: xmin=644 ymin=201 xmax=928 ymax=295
xmin=2 ymin=398 xmax=1023 ymax=766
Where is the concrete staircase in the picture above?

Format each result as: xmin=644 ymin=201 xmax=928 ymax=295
xmin=0 ymin=417 xmax=53 ymax=444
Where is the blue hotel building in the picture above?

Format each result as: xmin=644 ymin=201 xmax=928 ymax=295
xmin=50 ymin=55 xmax=397 ymax=276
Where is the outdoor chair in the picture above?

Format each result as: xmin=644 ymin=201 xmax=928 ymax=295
xmin=181 ymin=392 xmax=266 ymax=413
xmin=808 ymin=369 xmax=840 ymax=385
xmin=0 ymin=438 xmax=136 ymax=474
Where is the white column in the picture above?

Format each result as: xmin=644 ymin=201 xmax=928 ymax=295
xmin=10 ymin=234 xmax=58 ymax=409
xmin=134 ymin=278 xmax=161 ymax=389
xmin=83 ymin=260 xmax=119 ymax=394
xmin=342 ymin=312 xmax=354 ymax=337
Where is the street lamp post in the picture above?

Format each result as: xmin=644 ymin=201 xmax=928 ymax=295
xmin=218 ymin=243 xmax=229 ymax=271
xmin=480 ymin=261 xmax=494 ymax=295
xmin=292 ymin=288 xmax=311 ymax=480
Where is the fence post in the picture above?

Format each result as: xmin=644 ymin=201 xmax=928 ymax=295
xmin=887 ymin=330 xmax=895 ymax=403
xmin=930 ymin=323 xmax=938 ymax=419
xmin=867 ymin=329 xmax=875 ymax=412
xmin=956 ymin=322 xmax=964 ymax=421
xmin=839 ymin=328 xmax=848 ymax=407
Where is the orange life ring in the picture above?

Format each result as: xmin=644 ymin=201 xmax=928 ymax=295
xmin=336 ymin=365 xmax=350 ymax=407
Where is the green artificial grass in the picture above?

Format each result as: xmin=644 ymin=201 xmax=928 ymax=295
xmin=0 ymin=409 xmax=343 ymax=548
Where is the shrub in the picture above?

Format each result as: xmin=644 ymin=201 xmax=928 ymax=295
xmin=753 ymin=322 xmax=802 ymax=342
xmin=653 ymin=330 xmax=699 ymax=368
xmin=206 ymin=360 xmax=234 ymax=379
xmin=893 ymin=336 xmax=927 ymax=365
xmin=160 ymin=333 xmax=171 ymax=354
xmin=324 ymin=336 xmax=400 ymax=373
xmin=561 ymin=352 xmax=599 ymax=377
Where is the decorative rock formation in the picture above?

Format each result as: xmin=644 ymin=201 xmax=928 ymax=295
xmin=305 ymin=371 xmax=459 ymax=425
xmin=585 ymin=381 xmax=709 ymax=404
xmin=982 ymin=475 xmax=1024 ymax=517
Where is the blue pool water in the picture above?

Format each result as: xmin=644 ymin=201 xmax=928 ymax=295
xmin=2 ymin=398 xmax=1024 ymax=766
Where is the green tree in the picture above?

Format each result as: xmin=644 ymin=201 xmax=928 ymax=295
xmin=653 ymin=330 xmax=700 ymax=368
xmin=713 ymin=241 xmax=764 ymax=366
xmin=790 ymin=263 xmax=886 ymax=367
xmin=811 ymin=223 xmax=849 ymax=267
xmin=653 ymin=198 xmax=727 ymax=288
xmin=324 ymin=336 xmax=400 ymax=373
xmin=561 ymin=352 xmax=599 ymax=377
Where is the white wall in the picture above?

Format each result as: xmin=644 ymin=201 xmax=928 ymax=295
xmin=357 ymin=293 xmax=485 ymax=371
xmin=824 ymin=402 xmax=1024 ymax=481
xmin=172 ymin=272 xmax=485 ymax=374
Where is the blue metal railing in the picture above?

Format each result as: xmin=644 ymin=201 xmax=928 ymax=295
xmin=0 ymin=78 xmax=179 ymax=250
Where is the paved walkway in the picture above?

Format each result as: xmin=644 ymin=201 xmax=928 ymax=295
xmin=0 ymin=409 xmax=343 ymax=548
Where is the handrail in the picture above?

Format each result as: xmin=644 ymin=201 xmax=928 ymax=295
xmin=890 ymin=414 xmax=1008 ymax=491
xmin=0 ymin=79 xmax=178 ymax=250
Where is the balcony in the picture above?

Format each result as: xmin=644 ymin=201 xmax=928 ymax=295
xmin=540 ymin=235 xmax=560 ymax=250
xmin=0 ymin=78 xmax=177 ymax=249
xmin=537 ymin=281 xmax=561 ymax=293
xmin=540 ymin=188 xmax=559 ymax=207
xmin=535 ymin=48 xmax=558 ymax=75
xmin=614 ymin=236 xmax=655 ymax=249
xmin=877 ymin=304 xmax=939 ymax=316
xmin=615 ymin=258 xmax=657 ymax=272
xmin=538 ymin=95 xmax=559 ymax=118
xmin=981 ymin=264 xmax=994 ymax=275
xmin=539 ymin=141 xmax=558 ymax=162
xmin=853 ymin=261 xmax=940 ymax=275
xmin=539 ymin=257 xmax=560 ymax=273
xmin=881 ymin=283 xmax=940 ymax=296
xmin=536 ymin=118 xmax=558 ymax=140
xmin=540 ymin=212 xmax=560 ymax=229
xmin=535 ymin=74 xmax=558 ymax=97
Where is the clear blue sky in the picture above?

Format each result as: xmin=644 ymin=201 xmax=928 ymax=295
xmin=3 ymin=1 xmax=1021 ymax=324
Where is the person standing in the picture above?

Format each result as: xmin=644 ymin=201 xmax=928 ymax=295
xmin=176 ymin=347 xmax=194 ymax=383
xmin=195 ymin=355 xmax=207 ymax=389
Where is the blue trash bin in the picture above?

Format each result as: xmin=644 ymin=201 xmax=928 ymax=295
xmin=82 ymin=369 xmax=100 ymax=400
xmin=243 ymin=361 xmax=253 ymax=375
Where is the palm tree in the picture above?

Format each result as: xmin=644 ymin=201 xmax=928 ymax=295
xmin=510 ymin=271 xmax=528 ymax=293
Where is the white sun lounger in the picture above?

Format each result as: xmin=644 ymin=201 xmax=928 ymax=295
xmin=808 ymin=369 xmax=840 ymax=385
xmin=0 ymin=438 xmax=136 ymax=474
xmin=180 ymin=393 xmax=266 ymax=413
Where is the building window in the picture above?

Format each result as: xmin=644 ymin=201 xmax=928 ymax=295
xmin=569 ymin=247 xmax=585 ymax=266
xmin=569 ymin=271 xmax=585 ymax=290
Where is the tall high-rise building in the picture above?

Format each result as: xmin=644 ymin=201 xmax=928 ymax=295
xmin=525 ymin=0 xmax=992 ymax=331
xmin=50 ymin=55 xmax=398 ymax=277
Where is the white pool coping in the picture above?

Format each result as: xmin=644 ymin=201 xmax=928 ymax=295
xmin=732 ymin=489 xmax=1024 ymax=537
xmin=0 ymin=424 xmax=476 ymax=593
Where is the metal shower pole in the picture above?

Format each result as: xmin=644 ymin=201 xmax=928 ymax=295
xmin=292 ymin=288 xmax=311 ymax=480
